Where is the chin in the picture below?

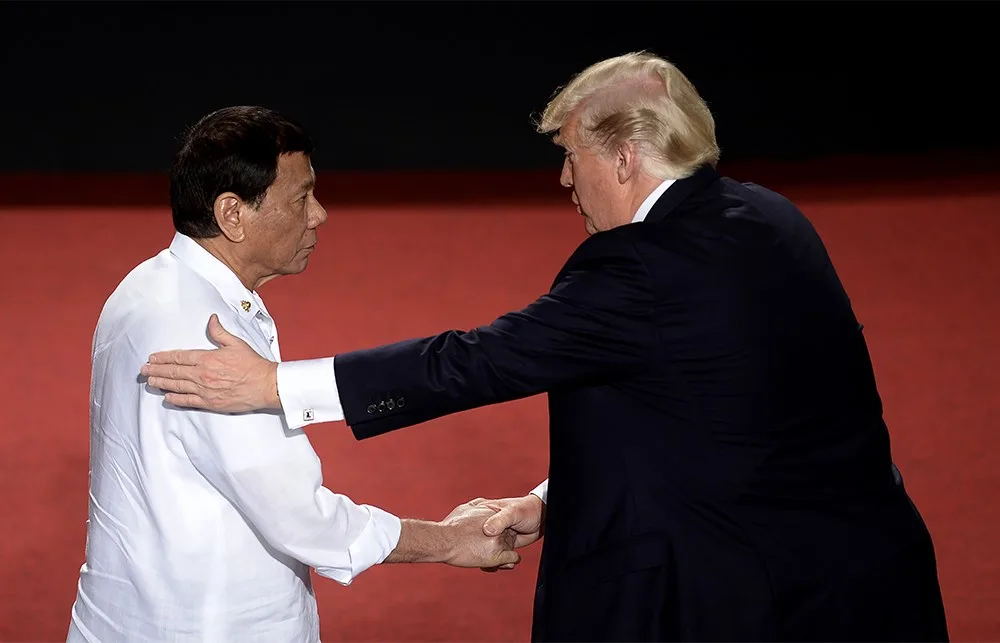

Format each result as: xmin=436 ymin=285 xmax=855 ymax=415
xmin=282 ymin=259 xmax=310 ymax=276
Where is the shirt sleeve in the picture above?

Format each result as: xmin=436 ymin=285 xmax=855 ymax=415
xmin=530 ymin=479 xmax=549 ymax=504
xmin=277 ymin=357 xmax=345 ymax=429
xmin=137 ymin=319 xmax=398 ymax=585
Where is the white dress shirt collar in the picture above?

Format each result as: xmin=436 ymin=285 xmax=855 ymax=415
xmin=168 ymin=232 xmax=269 ymax=321
xmin=631 ymin=177 xmax=676 ymax=223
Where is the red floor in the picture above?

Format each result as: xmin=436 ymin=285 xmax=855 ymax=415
xmin=1 ymin=164 xmax=998 ymax=641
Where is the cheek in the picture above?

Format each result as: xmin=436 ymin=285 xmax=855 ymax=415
xmin=257 ymin=214 xmax=301 ymax=257
xmin=576 ymin=163 xmax=606 ymax=194
xmin=574 ymin=166 xmax=593 ymax=198
xmin=578 ymin=171 xmax=609 ymax=206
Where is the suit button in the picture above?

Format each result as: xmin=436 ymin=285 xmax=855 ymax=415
xmin=397 ymin=397 xmax=405 ymax=408
xmin=366 ymin=404 xmax=376 ymax=415
xmin=387 ymin=399 xmax=395 ymax=410
xmin=378 ymin=400 xmax=386 ymax=413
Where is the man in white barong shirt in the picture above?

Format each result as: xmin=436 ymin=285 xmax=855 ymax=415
xmin=67 ymin=106 xmax=519 ymax=643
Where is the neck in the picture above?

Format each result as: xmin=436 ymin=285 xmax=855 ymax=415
xmin=626 ymin=172 xmax=664 ymax=218
xmin=195 ymin=236 xmax=260 ymax=291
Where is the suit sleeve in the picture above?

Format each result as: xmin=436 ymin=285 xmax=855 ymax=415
xmin=335 ymin=233 xmax=658 ymax=439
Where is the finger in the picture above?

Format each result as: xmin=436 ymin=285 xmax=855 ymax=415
xmin=145 ymin=349 xmax=210 ymax=367
xmin=514 ymin=533 xmax=540 ymax=548
xmin=468 ymin=497 xmax=488 ymax=506
xmin=484 ymin=507 xmax=519 ymax=536
xmin=493 ymin=550 xmax=521 ymax=567
xmin=498 ymin=562 xmax=516 ymax=570
xmin=139 ymin=364 xmax=173 ymax=380
xmin=163 ymin=393 xmax=210 ymax=409
xmin=146 ymin=376 xmax=202 ymax=395
xmin=207 ymin=314 xmax=244 ymax=348
xmin=147 ymin=363 xmax=204 ymax=383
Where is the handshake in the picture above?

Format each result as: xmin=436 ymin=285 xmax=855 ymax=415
xmin=387 ymin=493 xmax=545 ymax=571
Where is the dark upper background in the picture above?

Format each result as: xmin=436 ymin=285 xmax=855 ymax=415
xmin=0 ymin=0 xmax=996 ymax=174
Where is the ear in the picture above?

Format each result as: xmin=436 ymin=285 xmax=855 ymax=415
xmin=615 ymin=141 xmax=641 ymax=185
xmin=213 ymin=193 xmax=246 ymax=243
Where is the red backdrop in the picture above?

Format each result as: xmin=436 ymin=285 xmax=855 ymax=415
xmin=1 ymin=159 xmax=997 ymax=640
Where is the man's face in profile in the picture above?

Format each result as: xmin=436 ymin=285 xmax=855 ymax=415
xmin=556 ymin=112 xmax=629 ymax=235
xmin=242 ymin=152 xmax=327 ymax=281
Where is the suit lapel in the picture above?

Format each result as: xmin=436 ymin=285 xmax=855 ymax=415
xmin=644 ymin=164 xmax=720 ymax=223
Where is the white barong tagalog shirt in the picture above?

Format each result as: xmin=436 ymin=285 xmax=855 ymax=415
xmin=68 ymin=233 xmax=401 ymax=643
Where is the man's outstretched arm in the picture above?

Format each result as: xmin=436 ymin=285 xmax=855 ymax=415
xmin=141 ymin=233 xmax=657 ymax=437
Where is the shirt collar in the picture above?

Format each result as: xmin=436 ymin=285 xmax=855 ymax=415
xmin=168 ymin=232 xmax=268 ymax=321
xmin=631 ymin=177 xmax=676 ymax=223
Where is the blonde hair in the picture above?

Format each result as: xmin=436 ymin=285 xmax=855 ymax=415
xmin=537 ymin=52 xmax=720 ymax=180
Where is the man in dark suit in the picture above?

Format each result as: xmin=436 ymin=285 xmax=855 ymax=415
xmin=142 ymin=52 xmax=948 ymax=641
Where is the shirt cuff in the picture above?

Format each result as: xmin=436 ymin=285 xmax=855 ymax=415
xmin=347 ymin=505 xmax=402 ymax=582
xmin=276 ymin=358 xmax=345 ymax=429
xmin=530 ymin=478 xmax=549 ymax=504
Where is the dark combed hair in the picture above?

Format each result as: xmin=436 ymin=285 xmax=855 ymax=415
xmin=169 ymin=106 xmax=313 ymax=238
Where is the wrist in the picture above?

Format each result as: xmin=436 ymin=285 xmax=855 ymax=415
xmin=266 ymin=361 xmax=280 ymax=409
xmin=385 ymin=518 xmax=452 ymax=564
xmin=526 ymin=493 xmax=546 ymax=535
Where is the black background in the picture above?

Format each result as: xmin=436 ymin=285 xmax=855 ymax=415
xmin=1 ymin=1 xmax=996 ymax=173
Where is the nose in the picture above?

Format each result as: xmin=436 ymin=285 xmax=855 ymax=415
xmin=309 ymin=198 xmax=328 ymax=228
xmin=559 ymin=157 xmax=573 ymax=188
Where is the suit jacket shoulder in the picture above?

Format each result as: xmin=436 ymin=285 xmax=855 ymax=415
xmin=549 ymin=224 xmax=654 ymax=290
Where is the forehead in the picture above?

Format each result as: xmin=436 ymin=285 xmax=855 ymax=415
xmin=554 ymin=112 xmax=582 ymax=148
xmin=272 ymin=152 xmax=314 ymax=190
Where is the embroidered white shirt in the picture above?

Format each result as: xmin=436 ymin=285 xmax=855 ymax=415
xmin=68 ymin=233 xmax=401 ymax=643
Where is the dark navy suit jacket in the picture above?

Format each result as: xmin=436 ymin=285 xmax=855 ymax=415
xmin=334 ymin=166 xmax=948 ymax=641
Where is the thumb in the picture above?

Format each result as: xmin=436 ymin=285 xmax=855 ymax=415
xmin=207 ymin=314 xmax=239 ymax=347
xmin=484 ymin=507 xmax=516 ymax=536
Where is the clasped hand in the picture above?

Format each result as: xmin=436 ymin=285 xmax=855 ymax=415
xmin=443 ymin=494 xmax=545 ymax=572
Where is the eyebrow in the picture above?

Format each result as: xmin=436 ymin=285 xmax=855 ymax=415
xmin=294 ymin=176 xmax=315 ymax=194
